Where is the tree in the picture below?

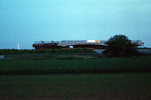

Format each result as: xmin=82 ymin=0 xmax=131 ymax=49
xmin=103 ymin=35 xmax=139 ymax=57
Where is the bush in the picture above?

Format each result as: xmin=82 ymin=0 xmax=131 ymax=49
xmin=104 ymin=35 xmax=139 ymax=58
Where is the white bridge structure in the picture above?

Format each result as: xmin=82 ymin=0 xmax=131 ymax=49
xmin=33 ymin=40 xmax=144 ymax=49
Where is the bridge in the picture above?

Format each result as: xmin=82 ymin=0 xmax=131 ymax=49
xmin=33 ymin=40 xmax=144 ymax=49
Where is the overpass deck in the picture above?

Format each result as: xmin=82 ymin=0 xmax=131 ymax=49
xmin=33 ymin=40 xmax=144 ymax=49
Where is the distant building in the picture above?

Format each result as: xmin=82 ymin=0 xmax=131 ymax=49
xmin=32 ymin=40 xmax=144 ymax=50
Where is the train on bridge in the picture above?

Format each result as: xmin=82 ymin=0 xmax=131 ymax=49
xmin=32 ymin=40 xmax=144 ymax=50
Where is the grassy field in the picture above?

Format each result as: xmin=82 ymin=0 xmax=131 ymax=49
xmin=3 ymin=54 xmax=99 ymax=60
xmin=0 ymin=48 xmax=95 ymax=55
xmin=0 ymin=57 xmax=151 ymax=75
xmin=0 ymin=73 xmax=151 ymax=100
xmin=0 ymin=57 xmax=151 ymax=99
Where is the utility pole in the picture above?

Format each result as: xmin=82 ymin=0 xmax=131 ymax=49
xmin=17 ymin=43 xmax=19 ymax=50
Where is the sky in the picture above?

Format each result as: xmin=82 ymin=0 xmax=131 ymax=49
xmin=0 ymin=0 xmax=151 ymax=49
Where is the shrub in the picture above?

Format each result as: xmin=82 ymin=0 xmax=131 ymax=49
xmin=104 ymin=35 xmax=139 ymax=57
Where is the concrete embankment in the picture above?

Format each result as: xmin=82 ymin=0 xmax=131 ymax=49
xmin=94 ymin=49 xmax=104 ymax=54
xmin=94 ymin=49 xmax=151 ymax=54
xmin=137 ymin=49 xmax=151 ymax=54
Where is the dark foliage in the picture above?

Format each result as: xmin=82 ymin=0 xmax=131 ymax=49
xmin=1 ymin=66 xmax=151 ymax=75
xmin=0 ymin=48 xmax=95 ymax=55
xmin=104 ymin=35 xmax=139 ymax=57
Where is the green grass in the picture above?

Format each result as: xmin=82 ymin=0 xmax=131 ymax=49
xmin=0 ymin=48 xmax=95 ymax=55
xmin=0 ymin=58 xmax=151 ymax=75
xmin=3 ymin=53 xmax=99 ymax=60
xmin=0 ymin=73 xmax=151 ymax=100
xmin=1 ymin=57 xmax=151 ymax=99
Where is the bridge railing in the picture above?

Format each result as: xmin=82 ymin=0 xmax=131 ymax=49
xmin=131 ymin=40 xmax=143 ymax=43
xmin=34 ymin=40 xmax=143 ymax=44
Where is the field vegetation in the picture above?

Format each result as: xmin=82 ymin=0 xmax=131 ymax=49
xmin=0 ymin=57 xmax=151 ymax=75
xmin=1 ymin=73 xmax=151 ymax=100
xmin=0 ymin=48 xmax=151 ymax=99
xmin=0 ymin=48 xmax=95 ymax=55
xmin=3 ymin=53 xmax=99 ymax=60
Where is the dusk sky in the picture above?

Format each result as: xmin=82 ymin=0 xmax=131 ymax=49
xmin=0 ymin=0 xmax=151 ymax=49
